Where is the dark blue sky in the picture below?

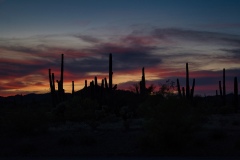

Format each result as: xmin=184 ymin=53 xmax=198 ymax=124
xmin=0 ymin=0 xmax=240 ymax=96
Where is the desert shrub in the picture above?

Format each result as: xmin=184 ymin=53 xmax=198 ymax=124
xmin=139 ymin=97 xmax=204 ymax=153
xmin=2 ymin=106 xmax=50 ymax=136
xmin=79 ymin=133 xmax=97 ymax=146
xmin=17 ymin=139 xmax=37 ymax=155
xmin=209 ymin=129 xmax=227 ymax=141
xmin=218 ymin=105 xmax=235 ymax=115
xmin=57 ymin=134 xmax=75 ymax=146
xmin=65 ymin=97 xmax=99 ymax=122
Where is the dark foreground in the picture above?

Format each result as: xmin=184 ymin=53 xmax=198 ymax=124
xmin=1 ymin=114 xmax=240 ymax=158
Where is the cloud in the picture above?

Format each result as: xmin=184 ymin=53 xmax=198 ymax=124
xmin=121 ymin=35 xmax=157 ymax=46
xmin=152 ymin=28 xmax=240 ymax=46
xmin=200 ymin=23 xmax=240 ymax=29
xmin=73 ymin=34 xmax=101 ymax=43
xmin=1 ymin=27 xmax=240 ymax=96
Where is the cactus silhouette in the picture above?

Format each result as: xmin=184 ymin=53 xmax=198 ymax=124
xmin=223 ymin=68 xmax=226 ymax=105
xmin=140 ymin=67 xmax=146 ymax=95
xmin=72 ymin=81 xmax=74 ymax=96
xmin=48 ymin=69 xmax=55 ymax=107
xmin=234 ymin=77 xmax=238 ymax=112
xmin=85 ymin=80 xmax=87 ymax=88
xmin=219 ymin=81 xmax=223 ymax=97
xmin=177 ymin=63 xmax=195 ymax=99
xmin=90 ymin=80 xmax=94 ymax=99
xmin=52 ymin=73 xmax=55 ymax=93
xmin=56 ymin=54 xmax=65 ymax=102
xmin=182 ymin=87 xmax=185 ymax=97
xmin=95 ymin=76 xmax=98 ymax=86
xmin=191 ymin=78 xmax=195 ymax=99
xmin=109 ymin=53 xmax=112 ymax=91
xmin=186 ymin=63 xmax=190 ymax=99
xmin=49 ymin=69 xmax=53 ymax=91
xmin=177 ymin=78 xmax=182 ymax=98
xmin=104 ymin=77 xmax=108 ymax=89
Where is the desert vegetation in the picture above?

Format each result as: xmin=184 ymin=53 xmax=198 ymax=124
xmin=0 ymin=53 xmax=239 ymax=157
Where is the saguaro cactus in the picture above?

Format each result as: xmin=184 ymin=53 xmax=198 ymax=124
xmin=49 ymin=69 xmax=53 ymax=91
xmin=177 ymin=78 xmax=182 ymax=98
xmin=223 ymin=68 xmax=226 ymax=105
xmin=219 ymin=81 xmax=223 ymax=97
xmin=95 ymin=76 xmax=98 ymax=86
xmin=109 ymin=53 xmax=112 ymax=90
xmin=48 ymin=69 xmax=55 ymax=107
xmin=190 ymin=78 xmax=195 ymax=98
xmin=57 ymin=54 xmax=64 ymax=102
xmin=234 ymin=77 xmax=238 ymax=112
xmin=52 ymin=73 xmax=55 ymax=93
xmin=85 ymin=80 xmax=87 ymax=88
xmin=101 ymin=79 xmax=104 ymax=88
xmin=186 ymin=63 xmax=190 ymax=99
xmin=104 ymin=77 xmax=108 ymax=89
xmin=72 ymin=81 xmax=74 ymax=95
xmin=140 ymin=67 xmax=146 ymax=95
xmin=182 ymin=87 xmax=185 ymax=97
xmin=90 ymin=81 xmax=94 ymax=99
xmin=61 ymin=54 xmax=64 ymax=90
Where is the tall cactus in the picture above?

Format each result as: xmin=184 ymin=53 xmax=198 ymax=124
xmin=57 ymin=54 xmax=64 ymax=102
xmin=190 ymin=78 xmax=195 ymax=98
xmin=48 ymin=69 xmax=55 ymax=107
xmin=52 ymin=73 xmax=55 ymax=93
xmin=101 ymin=79 xmax=104 ymax=88
xmin=219 ymin=81 xmax=223 ymax=97
xmin=182 ymin=87 xmax=185 ymax=98
xmin=186 ymin=63 xmax=190 ymax=99
xmin=140 ymin=67 xmax=146 ymax=95
xmin=49 ymin=69 xmax=53 ymax=91
xmin=104 ymin=77 xmax=108 ymax=89
xmin=72 ymin=81 xmax=74 ymax=96
xmin=90 ymin=80 xmax=94 ymax=99
xmin=95 ymin=76 xmax=98 ymax=86
xmin=223 ymin=68 xmax=226 ymax=105
xmin=109 ymin=53 xmax=112 ymax=90
xmin=234 ymin=77 xmax=238 ymax=112
xmin=85 ymin=80 xmax=87 ymax=88
xmin=177 ymin=78 xmax=182 ymax=98
xmin=61 ymin=54 xmax=64 ymax=90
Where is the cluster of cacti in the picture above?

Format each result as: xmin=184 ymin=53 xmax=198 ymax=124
xmin=80 ymin=53 xmax=117 ymax=103
xmin=140 ymin=67 xmax=146 ymax=95
xmin=47 ymin=54 xmax=238 ymax=111
xmin=216 ymin=69 xmax=239 ymax=110
xmin=177 ymin=63 xmax=195 ymax=100
xmin=48 ymin=54 xmax=65 ymax=106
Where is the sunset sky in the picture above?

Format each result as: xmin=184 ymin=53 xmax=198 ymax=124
xmin=1 ymin=0 xmax=240 ymax=97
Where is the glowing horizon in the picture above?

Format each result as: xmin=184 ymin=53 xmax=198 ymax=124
xmin=0 ymin=0 xmax=240 ymax=97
